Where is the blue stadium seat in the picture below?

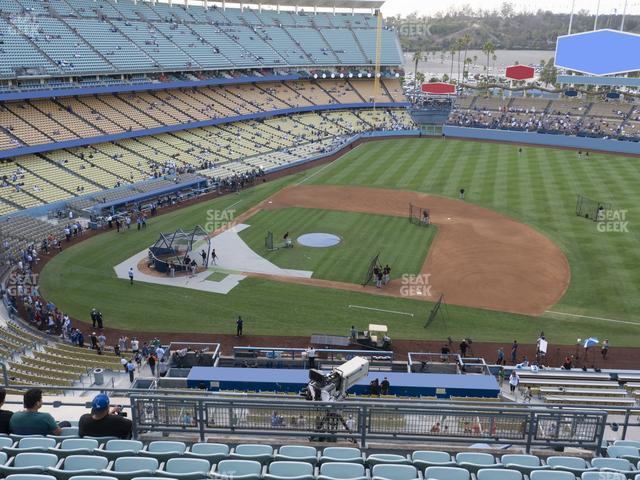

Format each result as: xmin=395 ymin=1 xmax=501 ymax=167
xmin=371 ymin=464 xmax=419 ymax=480
xmin=108 ymin=456 xmax=159 ymax=480
xmin=456 ymin=453 xmax=501 ymax=474
xmin=529 ymin=471 xmax=576 ymax=480
xmin=424 ymin=466 xmax=470 ymax=480
xmin=68 ymin=477 xmax=118 ymax=480
xmin=411 ymin=451 xmax=455 ymax=469
xmin=46 ymin=454 xmax=109 ymax=480
xmin=212 ymin=459 xmax=262 ymax=480
xmin=609 ymin=446 xmax=640 ymax=464
xmin=366 ymin=454 xmax=411 ymax=467
xmin=184 ymin=443 xmax=229 ymax=465
xmin=230 ymin=444 xmax=274 ymax=464
xmin=318 ymin=462 xmax=367 ymax=480
xmin=591 ymin=457 xmax=638 ymax=476
xmin=58 ymin=428 xmax=80 ymax=437
xmin=96 ymin=440 xmax=144 ymax=460
xmin=275 ymin=446 xmax=318 ymax=465
xmin=0 ymin=437 xmax=15 ymax=449
xmin=616 ymin=441 xmax=640 ymax=449
xmin=5 ymin=437 xmax=58 ymax=456
xmin=50 ymin=439 xmax=100 ymax=458
xmin=140 ymin=441 xmax=187 ymax=463
xmin=582 ymin=473 xmax=626 ymax=480
xmin=546 ymin=456 xmax=594 ymax=476
xmin=263 ymin=460 xmax=314 ymax=480
xmin=477 ymin=469 xmax=522 ymax=480
xmin=157 ymin=457 xmax=211 ymax=480
xmin=6 ymin=475 xmax=57 ymax=480
xmin=500 ymin=454 xmax=548 ymax=476
xmin=319 ymin=447 xmax=364 ymax=465
xmin=0 ymin=452 xmax=59 ymax=476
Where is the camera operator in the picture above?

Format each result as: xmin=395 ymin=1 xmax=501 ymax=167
xmin=78 ymin=393 xmax=132 ymax=439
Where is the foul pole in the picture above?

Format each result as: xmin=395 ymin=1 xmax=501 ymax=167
xmin=373 ymin=9 xmax=383 ymax=109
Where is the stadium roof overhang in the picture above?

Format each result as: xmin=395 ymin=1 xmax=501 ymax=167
xmin=250 ymin=0 xmax=384 ymax=9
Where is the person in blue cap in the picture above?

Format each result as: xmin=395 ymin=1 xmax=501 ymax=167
xmin=78 ymin=393 xmax=132 ymax=439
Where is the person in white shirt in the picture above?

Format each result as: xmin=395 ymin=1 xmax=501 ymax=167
xmin=509 ymin=371 xmax=520 ymax=396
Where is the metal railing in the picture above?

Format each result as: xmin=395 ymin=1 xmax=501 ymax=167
xmin=233 ymin=347 xmax=393 ymax=361
xmin=129 ymin=394 xmax=607 ymax=452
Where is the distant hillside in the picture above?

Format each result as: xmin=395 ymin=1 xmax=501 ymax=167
xmin=387 ymin=9 xmax=640 ymax=52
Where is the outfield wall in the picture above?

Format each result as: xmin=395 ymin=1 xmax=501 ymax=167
xmin=443 ymin=126 xmax=640 ymax=155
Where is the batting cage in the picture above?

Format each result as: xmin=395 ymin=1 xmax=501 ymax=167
xmin=409 ymin=203 xmax=431 ymax=226
xmin=149 ymin=225 xmax=210 ymax=272
xmin=576 ymin=194 xmax=611 ymax=222
xmin=362 ymin=253 xmax=381 ymax=287
xmin=265 ymin=231 xmax=276 ymax=251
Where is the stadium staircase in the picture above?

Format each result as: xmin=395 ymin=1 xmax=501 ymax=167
xmin=349 ymin=27 xmax=371 ymax=63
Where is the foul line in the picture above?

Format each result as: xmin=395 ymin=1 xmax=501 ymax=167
xmin=225 ymin=200 xmax=242 ymax=210
xmin=348 ymin=304 xmax=414 ymax=317
xmin=295 ymin=142 xmax=362 ymax=186
xmin=545 ymin=310 xmax=640 ymax=326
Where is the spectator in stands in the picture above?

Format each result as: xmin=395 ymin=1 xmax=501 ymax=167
xmin=380 ymin=377 xmax=390 ymax=395
xmin=126 ymin=359 xmax=136 ymax=383
xmin=9 ymin=388 xmax=67 ymax=435
xmin=601 ymin=339 xmax=609 ymax=359
xmin=0 ymin=388 xmax=12 ymax=434
xmin=440 ymin=343 xmax=450 ymax=362
xmin=496 ymin=347 xmax=505 ymax=365
xmin=78 ymin=393 xmax=132 ymax=439
xmin=508 ymin=371 xmax=520 ymax=397
xmin=148 ymin=353 xmax=157 ymax=376
xmin=459 ymin=339 xmax=468 ymax=356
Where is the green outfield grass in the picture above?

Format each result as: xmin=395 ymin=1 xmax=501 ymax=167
xmin=237 ymin=207 xmax=435 ymax=283
xmin=39 ymin=138 xmax=640 ymax=345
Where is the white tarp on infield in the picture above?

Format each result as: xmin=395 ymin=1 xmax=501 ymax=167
xmin=208 ymin=224 xmax=312 ymax=278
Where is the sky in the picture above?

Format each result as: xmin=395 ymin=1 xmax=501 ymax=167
xmin=380 ymin=0 xmax=640 ymax=17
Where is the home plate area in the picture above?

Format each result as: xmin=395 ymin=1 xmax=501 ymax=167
xmin=114 ymin=224 xmax=312 ymax=295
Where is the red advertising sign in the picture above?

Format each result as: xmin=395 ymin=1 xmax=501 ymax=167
xmin=505 ymin=65 xmax=535 ymax=80
xmin=421 ymin=82 xmax=456 ymax=95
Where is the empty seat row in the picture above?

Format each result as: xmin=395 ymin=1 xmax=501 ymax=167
xmin=1 ymin=457 xmax=635 ymax=480
xmin=4 ymin=439 xmax=639 ymax=479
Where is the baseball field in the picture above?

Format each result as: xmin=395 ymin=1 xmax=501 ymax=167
xmin=39 ymin=137 xmax=640 ymax=346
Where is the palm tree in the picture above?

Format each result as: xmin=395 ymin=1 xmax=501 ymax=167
xmin=412 ymin=51 xmax=423 ymax=92
xmin=482 ymin=41 xmax=496 ymax=84
xmin=449 ymin=47 xmax=456 ymax=81
xmin=461 ymin=33 xmax=472 ymax=82
xmin=455 ymin=38 xmax=464 ymax=84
